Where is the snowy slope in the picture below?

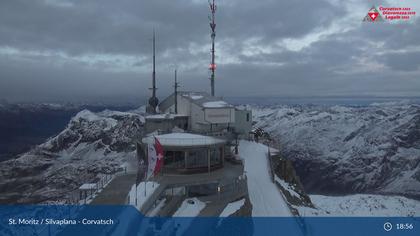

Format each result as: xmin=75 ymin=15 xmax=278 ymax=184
xmin=0 ymin=108 xmax=145 ymax=204
xmin=252 ymin=101 xmax=420 ymax=198
xmin=239 ymin=140 xmax=292 ymax=216
xmin=297 ymin=194 xmax=420 ymax=216
xmin=220 ymin=198 xmax=245 ymax=217
xmin=128 ymin=181 xmax=159 ymax=210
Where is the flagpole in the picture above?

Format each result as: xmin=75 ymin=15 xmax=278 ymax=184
xmin=135 ymin=143 xmax=141 ymax=207
xmin=152 ymin=137 xmax=156 ymax=189
xmin=135 ymin=183 xmax=138 ymax=206
xmin=145 ymin=144 xmax=148 ymax=197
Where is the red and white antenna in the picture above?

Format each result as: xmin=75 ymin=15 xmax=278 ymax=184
xmin=208 ymin=0 xmax=217 ymax=96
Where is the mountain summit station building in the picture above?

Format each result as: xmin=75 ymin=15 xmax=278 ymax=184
xmin=139 ymin=91 xmax=252 ymax=174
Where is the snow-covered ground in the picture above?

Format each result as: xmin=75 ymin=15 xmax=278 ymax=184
xmin=297 ymin=194 xmax=420 ymax=216
xmin=173 ymin=198 xmax=206 ymax=217
xmin=147 ymin=199 xmax=166 ymax=216
xmin=239 ymin=140 xmax=292 ymax=216
xmin=275 ymin=175 xmax=301 ymax=199
xmin=220 ymin=198 xmax=245 ymax=217
xmin=217 ymin=198 xmax=246 ymax=227
xmin=171 ymin=198 xmax=207 ymax=236
xmin=128 ymin=181 xmax=159 ymax=210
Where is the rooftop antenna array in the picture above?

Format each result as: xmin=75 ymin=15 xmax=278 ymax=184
xmin=208 ymin=0 xmax=217 ymax=96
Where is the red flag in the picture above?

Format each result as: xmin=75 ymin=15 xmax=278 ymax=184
xmin=146 ymin=143 xmax=157 ymax=179
xmin=153 ymin=137 xmax=164 ymax=175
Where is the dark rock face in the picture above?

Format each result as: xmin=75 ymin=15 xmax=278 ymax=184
xmin=0 ymin=109 xmax=145 ymax=204
xmin=253 ymin=102 xmax=420 ymax=198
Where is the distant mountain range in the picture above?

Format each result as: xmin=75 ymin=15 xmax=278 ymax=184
xmin=0 ymin=100 xmax=419 ymax=211
xmin=252 ymin=101 xmax=420 ymax=199
xmin=0 ymin=103 xmax=134 ymax=162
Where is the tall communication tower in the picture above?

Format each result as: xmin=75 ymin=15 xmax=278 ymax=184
xmin=208 ymin=0 xmax=217 ymax=96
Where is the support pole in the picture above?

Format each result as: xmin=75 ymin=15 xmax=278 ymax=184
xmin=184 ymin=151 xmax=188 ymax=169
xmin=207 ymin=148 xmax=211 ymax=173
xmin=221 ymin=146 xmax=224 ymax=166
xmin=174 ymin=69 xmax=179 ymax=114
xmin=135 ymin=183 xmax=138 ymax=206
xmin=152 ymin=30 xmax=156 ymax=99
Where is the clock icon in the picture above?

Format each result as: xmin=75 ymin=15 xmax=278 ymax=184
xmin=384 ymin=222 xmax=393 ymax=232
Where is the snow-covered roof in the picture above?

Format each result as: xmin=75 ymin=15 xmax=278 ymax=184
xmin=160 ymin=91 xmax=234 ymax=110
xmin=182 ymin=93 xmax=204 ymax=100
xmin=202 ymin=101 xmax=229 ymax=108
xmin=181 ymin=92 xmax=233 ymax=109
xmin=142 ymin=132 xmax=226 ymax=147
xmin=145 ymin=113 xmax=187 ymax=120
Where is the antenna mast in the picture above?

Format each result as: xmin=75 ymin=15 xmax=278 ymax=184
xmin=208 ymin=0 xmax=217 ymax=96
xmin=174 ymin=69 xmax=179 ymax=114
xmin=147 ymin=30 xmax=159 ymax=114
xmin=152 ymin=30 xmax=156 ymax=98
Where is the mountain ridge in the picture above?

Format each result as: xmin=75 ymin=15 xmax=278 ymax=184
xmin=252 ymin=101 xmax=420 ymax=199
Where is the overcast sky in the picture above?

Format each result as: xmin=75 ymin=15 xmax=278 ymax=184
xmin=0 ymin=0 xmax=419 ymax=103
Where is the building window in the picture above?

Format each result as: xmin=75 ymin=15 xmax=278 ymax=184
xmin=246 ymin=113 xmax=250 ymax=122
xmin=186 ymin=149 xmax=207 ymax=168
xmin=209 ymin=147 xmax=221 ymax=165
xmin=163 ymin=151 xmax=184 ymax=169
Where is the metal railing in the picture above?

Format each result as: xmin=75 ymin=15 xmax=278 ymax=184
xmin=66 ymin=168 xmax=135 ymax=205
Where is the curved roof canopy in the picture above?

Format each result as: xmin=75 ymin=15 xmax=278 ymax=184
xmin=142 ymin=132 xmax=226 ymax=147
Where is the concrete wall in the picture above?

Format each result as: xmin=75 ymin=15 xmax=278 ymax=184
xmin=165 ymin=104 xmax=175 ymax=113
xmin=159 ymin=94 xmax=236 ymax=133
xmin=190 ymin=102 xmax=204 ymax=131
xmin=204 ymin=108 xmax=235 ymax=124
xmin=191 ymin=105 xmax=235 ymax=133
xmin=159 ymin=94 xmax=174 ymax=112
xmin=145 ymin=116 xmax=188 ymax=134
xmin=234 ymin=109 xmax=252 ymax=136
xmin=145 ymin=119 xmax=174 ymax=134
xmin=161 ymin=95 xmax=190 ymax=115
xmin=177 ymin=96 xmax=191 ymax=116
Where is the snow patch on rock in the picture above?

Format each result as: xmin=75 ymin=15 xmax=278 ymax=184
xmin=297 ymin=194 xmax=420 ymax=217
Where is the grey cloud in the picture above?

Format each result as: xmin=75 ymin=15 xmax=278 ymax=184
xmin=380 ymin=51 xmax=420 ymax=71
xmin=0 ymin=0 xmax=419 ymax=103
